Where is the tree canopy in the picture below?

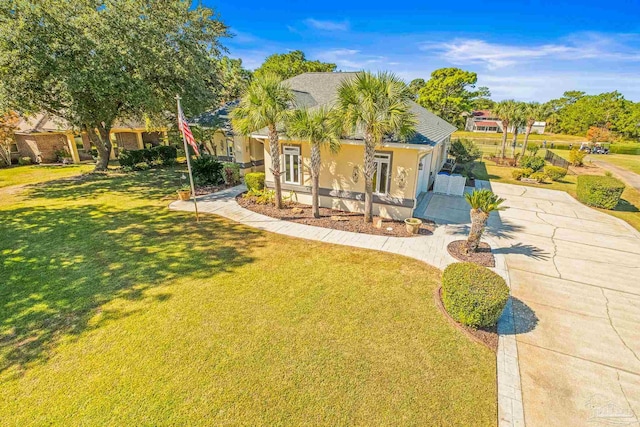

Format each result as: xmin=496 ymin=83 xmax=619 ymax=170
xmin=0 ymin=0 xmax=229 ymax=169
xmin=416 ymin=68 xmax=490 ymax=127
xmin=217 ymin=57 xmax=253 ymax=104
xmin=254 ymin=50 xmax=336 ymax=80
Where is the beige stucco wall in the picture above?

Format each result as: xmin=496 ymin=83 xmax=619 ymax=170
xmin=263 ymin=139 xmax=428 ymax=220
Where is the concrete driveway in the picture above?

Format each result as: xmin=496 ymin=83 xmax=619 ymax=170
xmin=482 ymin=182 xmax=640 ymax=426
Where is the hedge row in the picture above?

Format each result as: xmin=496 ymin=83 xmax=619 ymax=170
xmin=576 ymin=175 xmax=625 ymax=209
xmin=442 ymin=262 xmax=509 ymax=328
xmin=119 ymin=146 xmax=178 ymax=167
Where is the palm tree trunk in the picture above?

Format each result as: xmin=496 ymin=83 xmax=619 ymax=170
xmin=310 ymin=141 xmax=321 ymax=218
xmin=268 ymin=128 xmax=283 ymax=209
xmin=363 ymin=136 xmax=376 ymax=223
xmin=466 ymin=208 xmax=489 ymax=253
xmin=500 ymin=122 xmax=508 ymax=159
xmin=511 ymin=127 xmax=519 ymax=158
xmin=521 ymin=123 xmax=533 ymax=159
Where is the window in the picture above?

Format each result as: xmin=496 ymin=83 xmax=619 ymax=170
xmin=10 ymin=143 xmax=18 ymax=153
xmin=226 ymin=138 xmax=234 ymax=159
xmin=372 ymin=153 xmax=391 ymax=195
xmin=283 ymin=145 xmax=301 ymax=184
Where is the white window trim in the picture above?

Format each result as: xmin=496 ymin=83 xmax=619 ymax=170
xmin=373 ymin=152 xmax=391 ymax=195
xmin=282 ymin=145 xmax=302 ymax=185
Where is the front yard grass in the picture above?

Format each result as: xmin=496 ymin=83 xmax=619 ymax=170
xmin=0 ymin=164 xmax=95 ymax=188
xmin=0 ymin=168 xmax=497 ymax=425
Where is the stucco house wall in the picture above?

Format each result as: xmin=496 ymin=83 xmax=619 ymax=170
xmin=262 ymin=139 xmax=426 ymax=220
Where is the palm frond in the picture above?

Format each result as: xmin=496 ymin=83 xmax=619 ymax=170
xmin=464 ymin=189 xmax=506 ymax=213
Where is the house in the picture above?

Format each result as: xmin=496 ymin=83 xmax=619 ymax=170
xmin=191 ymin=101 xmax=265 ymax=174
xmin=13 ymin=113 xmax=168 ymax=164
xmin=465 ymin=110 xmax=546 ymax=134
xmin=204 ymin=72 xmax=457 ymax=220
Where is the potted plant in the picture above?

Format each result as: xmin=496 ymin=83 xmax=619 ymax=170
xmin=177 ymin=184 xmax=191 ymax=201
xmin=404 ymin=217 xmax=422 ymax=234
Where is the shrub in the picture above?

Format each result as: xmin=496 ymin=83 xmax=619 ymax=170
xmin=245 ymin=188 xmax=275 ymax=205
xmin=519 ymin=155 xmax=545 ymax=172
xmin=543 ymin=165 xmax=568 ymax=181
xmin=119 ymin=149 xmax=146 ymax=167
xmin=442 ymin=262 xmax=509 ymax=328
xmin=529 ymin=171 xmax=548 ymax=183
xmin=191 ymin=154 xmax=224 ymax=185
xmin=222 ymin=162 xmax=241 ymax=185
xmin=576 ymin=176 xmax=625 ymax=209
xmin=569 ymin=148 xmax=586 ymax=166
xmin=134 ymin=162 xmax=150 ymax=171
xmin=511 ymin=168 xmax=533 ymax=180
xmin=18 ymin=156 xmax=32 ymax=165
xmin=245 ymin=172 xmax=265 ymax=192
xmin=449 ymin=138 xmax=482 ymax=165
xmin=526 ymin=143 xmax=540 ymax=155
xmin=153 ymin=145 xmax=178 ymax=165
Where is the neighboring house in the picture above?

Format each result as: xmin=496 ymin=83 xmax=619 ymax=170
xmin=465 ymin=110 xmax=546 ymax=134
xmin=13 ymin=113 xmax=168 ymax=164
xmin=192 ymin=101 xmax=265 ymax=174
xmin=205 ymin=72 xmax=456 ymax=220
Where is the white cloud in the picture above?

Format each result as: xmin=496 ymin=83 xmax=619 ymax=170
xmin=315 ymin=48 xmax=387 ymax=70
xmin=303 ymin=18 xmax=350 ymax=32
xmin=420 ymin=34 xmax=640 ymax=70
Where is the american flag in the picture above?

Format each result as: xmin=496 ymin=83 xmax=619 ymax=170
xmin=178 ymin=106 xmax=200 ymax=156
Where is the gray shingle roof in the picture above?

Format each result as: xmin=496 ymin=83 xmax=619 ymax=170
xmin=197 ymin=72 xmax=457 ymax=145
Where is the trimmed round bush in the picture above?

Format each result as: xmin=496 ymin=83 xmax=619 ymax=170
xmin=18 ymin=156 xmax=32 ymax=165
xmin=519 ymin=155 xmax=545 ymax=172
xmin=245 ymin=172 xmax=265 ymax=192
xmin=442 ymin=262 xmax=509 ymax=328
xmin=543 ymin=165 xmax=568 ymax=181
xmin=529 ymin=171 xmax=548 ymax=183
xmin=511 ymin=168 xmax=533 ymax=180
xmin=576 ymin=175 xmax=625 ymax=209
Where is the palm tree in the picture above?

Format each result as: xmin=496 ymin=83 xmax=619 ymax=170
xmin=336 ymin=72 xmax=417 ymax=223
xmin=494 ymin=100 xmax=518 ymax=158
xmin=231 ymin=73 xmax=294 ymax=209
xmin=521 ymin=102 xmax=549 ymax=158
xmin=510 ymin=103 xmax=526 ymax=158
xmin=286 ymin=106 xmax=341 ymax=218
xmin=464 ymin=189 xmax=506 ymax=253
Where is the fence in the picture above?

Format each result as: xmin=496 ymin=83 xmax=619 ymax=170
xmin=544 ymin=150 xmax=571 ymax=170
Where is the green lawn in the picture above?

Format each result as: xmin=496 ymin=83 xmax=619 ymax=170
xmin=453 ymin=130 xmax=584 ymax=144
xmin=0 ymin=164 xmax=95 ymax=188
xmin=596 ymin=154 xmax=640 ymax=175
xmin=0 ymin=168 xmax=496 ymax=425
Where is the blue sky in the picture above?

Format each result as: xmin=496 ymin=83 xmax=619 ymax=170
xmin=208 ymin=0 xmax=640 ymax=102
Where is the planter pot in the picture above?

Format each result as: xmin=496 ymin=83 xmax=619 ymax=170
xmin=404 ymin=218 xmax=422 ymax=234
xmin=177 ymin=190 xmax=191 ymax=201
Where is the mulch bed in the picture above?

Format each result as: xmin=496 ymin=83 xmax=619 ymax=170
xmin=236 ymin=194 xmax=435 ymax=237
xmin=447 ymin=240 xmax=495 ymax=267
xmin=434 ymin=287 xmax=498 ymax=352
xmin=195 ymin=184 xmax=235 ymax=196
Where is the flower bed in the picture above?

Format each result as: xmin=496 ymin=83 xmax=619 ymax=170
xmin=237 ymin=193 xmax=435 ymax=237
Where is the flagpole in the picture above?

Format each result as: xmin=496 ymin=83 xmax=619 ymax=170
xmin=176 ymin=94 xmax=200 ymax=222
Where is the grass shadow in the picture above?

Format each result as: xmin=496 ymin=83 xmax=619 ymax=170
xmin=0 ymin=169 xmax=263 ymax=378
xmin=614 ymin=198 xmax=640 ymax=213
xmin=471 ymin=162 xmax=500 ymax=181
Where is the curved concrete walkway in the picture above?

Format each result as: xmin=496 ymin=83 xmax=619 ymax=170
xmin=169 ymin=184 xmax=523 ymax=426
